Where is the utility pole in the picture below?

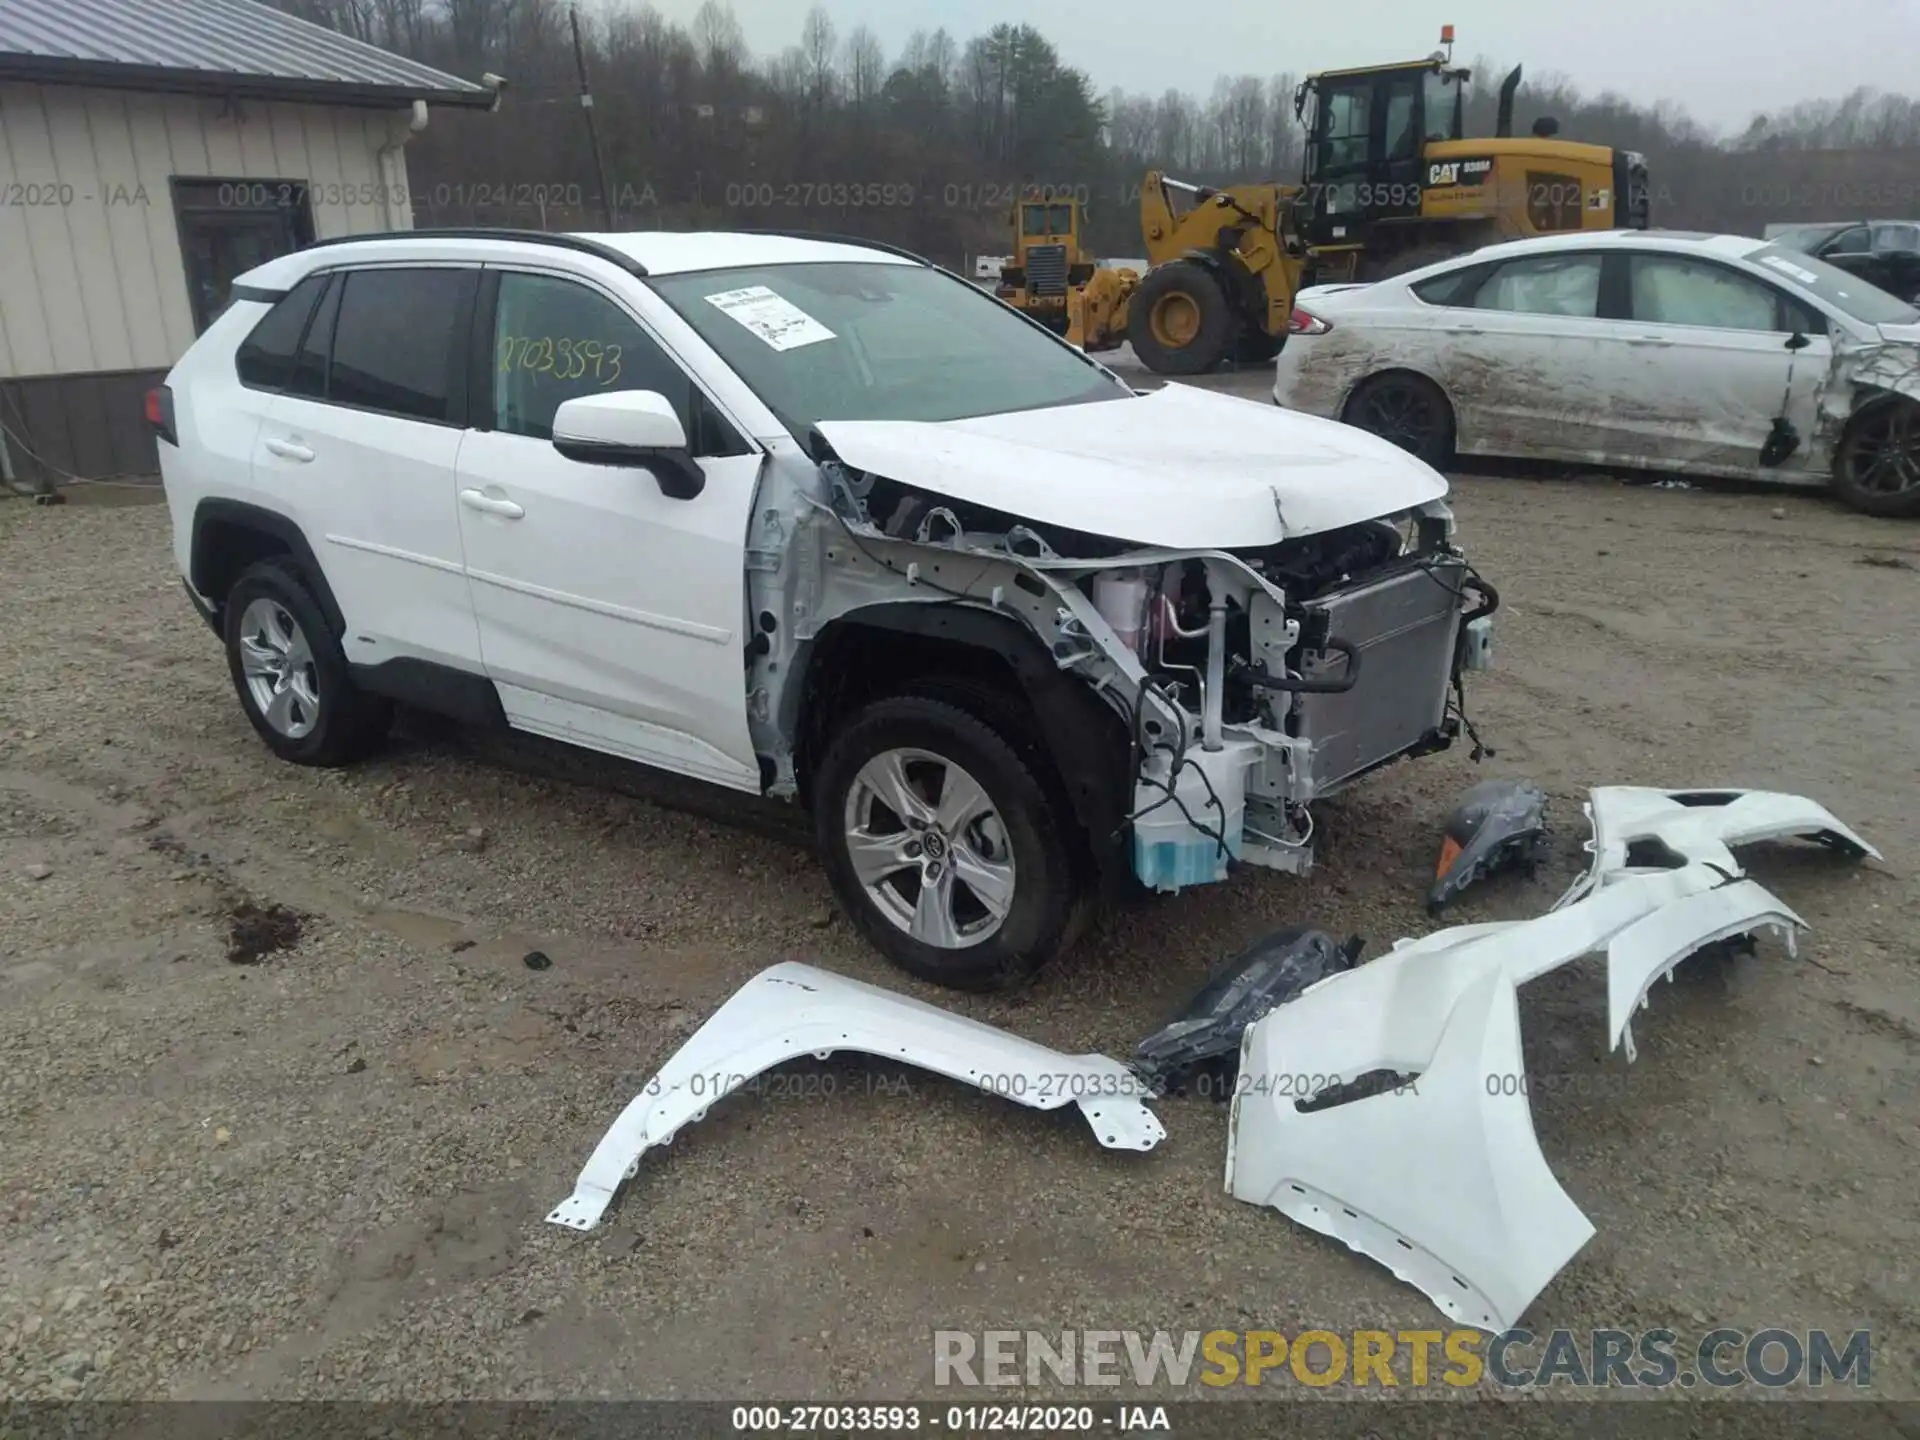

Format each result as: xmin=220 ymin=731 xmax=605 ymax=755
xmin=570 ymin=5 xmax=616 ymax=230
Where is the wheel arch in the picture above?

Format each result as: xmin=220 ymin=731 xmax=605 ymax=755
xmin=790 ymin=602 xmax=1133 ymax=890
xmin=190 ymin=499 xmax=344 ymax=636
xmin=1340 ymin=364 xmax=1462 ymax=442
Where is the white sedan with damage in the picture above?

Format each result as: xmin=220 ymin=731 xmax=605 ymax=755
xmin=1273 ymin=230 xmax=1920 ymax=517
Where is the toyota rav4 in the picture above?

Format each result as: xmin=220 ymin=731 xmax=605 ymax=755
xmin=152 ymin=228 xmax=1497 ymax=990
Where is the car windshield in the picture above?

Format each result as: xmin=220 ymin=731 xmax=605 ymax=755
xmin=1747 ymin=244 xmax=1920 ymax=325
xmin=649 ymin=261 xmax=1129 ymax=441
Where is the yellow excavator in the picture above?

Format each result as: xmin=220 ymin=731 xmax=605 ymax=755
xmin=1068 ymin=25 xmax=1652 ymax=374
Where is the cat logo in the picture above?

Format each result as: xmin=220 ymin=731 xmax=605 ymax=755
xmin=1427 ymin=158 xmax=1494 ymax=188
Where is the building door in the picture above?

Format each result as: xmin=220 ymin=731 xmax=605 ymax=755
xmin=172 ymin=179 xmax=316 ymax=334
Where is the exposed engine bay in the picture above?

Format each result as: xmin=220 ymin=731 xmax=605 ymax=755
xmin=792 ymin=459 xmax=1499 ymax=889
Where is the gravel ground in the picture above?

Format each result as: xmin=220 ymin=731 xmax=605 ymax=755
xmin=1 ymin=405 xmax=1916 ymax=1408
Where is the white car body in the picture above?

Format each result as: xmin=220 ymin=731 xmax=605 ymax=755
xmin=1273 ymin=229 xmax=1920 ymax=488
xmin=154 ymin=228 xmax=1491 ymax=983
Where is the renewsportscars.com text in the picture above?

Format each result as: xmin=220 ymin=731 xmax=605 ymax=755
xmin=933 ymin=1327 xmax=1872 ymax=1390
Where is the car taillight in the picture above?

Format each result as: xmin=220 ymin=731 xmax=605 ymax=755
xmin=1289 ymin=307 xmax=1332 ymax=335
xmin=145 ymin=385 xmax=177 ymax=447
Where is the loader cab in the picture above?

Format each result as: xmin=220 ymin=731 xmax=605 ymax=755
xmin=1296 ymin=57 xmax=1468 ymax=249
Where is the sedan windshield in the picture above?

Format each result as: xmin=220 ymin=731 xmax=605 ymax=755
xmin=648 ymin=261 xmax=1129 ymax=442
xmin=1748 ymin=244 xmax=1920 ymax=325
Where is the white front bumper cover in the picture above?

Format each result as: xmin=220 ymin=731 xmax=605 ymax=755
xmin=1228 ymin=786 xmax=1875 ymax=1332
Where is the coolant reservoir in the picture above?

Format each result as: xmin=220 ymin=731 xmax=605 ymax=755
xmin=1092 ymin=570 xmax=1149 ymax=654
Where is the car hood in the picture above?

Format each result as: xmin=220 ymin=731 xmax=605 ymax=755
xmin=814 ymin=381 xmax=1448 ymax=549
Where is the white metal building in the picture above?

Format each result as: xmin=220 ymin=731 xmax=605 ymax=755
xmin=0 ymin=0 xmax=495 ymax=489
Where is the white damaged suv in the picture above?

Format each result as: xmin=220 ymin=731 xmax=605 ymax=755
xmin=151 ymin=229 xmax=1497 ymax=990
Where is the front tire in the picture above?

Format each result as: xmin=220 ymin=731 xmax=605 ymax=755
xmin=812 ymin=691 xmax=1086 ymax=991
xmin=1831 ymin=394 xmax=1920 ymax=518
xmin=222 ymin=558 xmax=392 ymax=766
xmin=1128 ymin=261 xmax=1237 ymax=375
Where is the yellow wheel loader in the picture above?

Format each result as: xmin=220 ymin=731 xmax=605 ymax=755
xmin=1068 ymin=172 xmax=1303 ymax=375
xmin=1291 ymin=24 xmax=1651 ymax=284
xmin=1067 ymin=26 xmax=1652 ymax=374
xmin=995 ymin=190 xmax=1100 ymax=334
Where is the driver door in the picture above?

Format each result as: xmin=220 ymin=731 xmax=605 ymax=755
xmin=452 ymin=267 xmax=766 ymax=791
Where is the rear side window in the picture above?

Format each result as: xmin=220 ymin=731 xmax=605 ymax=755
xmin=327 ymin=268 xmax=471 ymax=423
xmin=287 ymin=275 xmax=340 ymax=400
xmin=1411 ymin=262 xmax=1495 ymax=306
xmin=234 ymin=275 xmax=326 ymax=390
xmin=1475 ymin=253 xmax=1602 ymax=317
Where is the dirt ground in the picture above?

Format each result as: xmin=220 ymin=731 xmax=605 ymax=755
xmin=1 ymin=378 xmax=1916 ymax=1410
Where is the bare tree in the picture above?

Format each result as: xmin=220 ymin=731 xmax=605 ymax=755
xmin=844 ymin=25 xmax=884 ymax=115
xmin=692 ymin=1 xmax=746 ymax=77
xmin=800 ymin=5 xmax=839 ymax=110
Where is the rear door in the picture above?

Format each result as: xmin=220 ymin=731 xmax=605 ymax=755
xmin=252 ymin=264 xmax=483 ymax=671
xmin=452 ymin=266 xmax=765 ymax=791
xmin=1429 ymin=249 xmax=1622 ymax=462
xmin=1606 ymin=250 xmax=1830 ymax=477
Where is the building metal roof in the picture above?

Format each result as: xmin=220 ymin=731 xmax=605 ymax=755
xmin=0 ymin=0 xmax=496 ymax=109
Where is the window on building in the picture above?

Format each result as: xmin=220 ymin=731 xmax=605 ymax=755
xmin=172 ymin=178 xmax=315 ymax=334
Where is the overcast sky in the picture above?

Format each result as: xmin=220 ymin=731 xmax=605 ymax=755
xmin=638 ymin=0 xmax=1920 ymax=134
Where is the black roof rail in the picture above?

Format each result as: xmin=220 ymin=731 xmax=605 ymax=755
xmin=298 ymin=227 xmax=649 ymax=277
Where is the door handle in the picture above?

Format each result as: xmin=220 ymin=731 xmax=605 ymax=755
xmin=264 ymin=438 xmax=314 ymax=462
xmin=1626 ymin=336 xmax=1672 ymax=347
xmin=459 ymin=489 xmax=525 ymax=519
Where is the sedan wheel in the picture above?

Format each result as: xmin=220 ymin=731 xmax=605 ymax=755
xmin=1345 ymin=372 xmax=1454 ymax=469
xmin=1833 ymin=395 xmax=1920 ymax=518
xmin=843 ymin=748 xmax=1017 ymax=950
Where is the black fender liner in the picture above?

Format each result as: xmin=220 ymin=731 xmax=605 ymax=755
xmin=799 ymin=603 xmax=1134 ymax=891
xmin=189 ymin=498 xmax=345 ymax=637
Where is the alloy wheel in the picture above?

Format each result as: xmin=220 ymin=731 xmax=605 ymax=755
xmin=1839 ymin=399 xmax=1920 ymax=499
xmin=1356 ymin=380 xmax=1442 ymax=456
xmin=237 ymin=597 xmax=322 ymax=740
xmin=842 ymin=748 xmax=1016 ymax=950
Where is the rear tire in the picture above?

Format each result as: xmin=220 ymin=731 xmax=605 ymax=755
xmin=222 ymin=558 xmax=392 ymax=766
xmin=1831 ymin=394 xmax=1920 ymax=518
xmin=1128 ymin=261 xmax=1238 ymax=375
xmin=812 ymin=688 xmax=1087 ymax=991
xmin=1343 ymin=371 xmax=1456 ymax=469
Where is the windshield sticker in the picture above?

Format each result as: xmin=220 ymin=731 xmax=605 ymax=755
xmin=704 ymin=285 xmax=837 ymax=351
xmin=1759 ymin=255 xmax=1820 ymax=286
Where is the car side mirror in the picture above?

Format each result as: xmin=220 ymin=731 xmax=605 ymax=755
xmin=551 ymin=390 xmax=705 ymax=500
xmin=1785 ymin=331 xmax=1812 ymax=352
